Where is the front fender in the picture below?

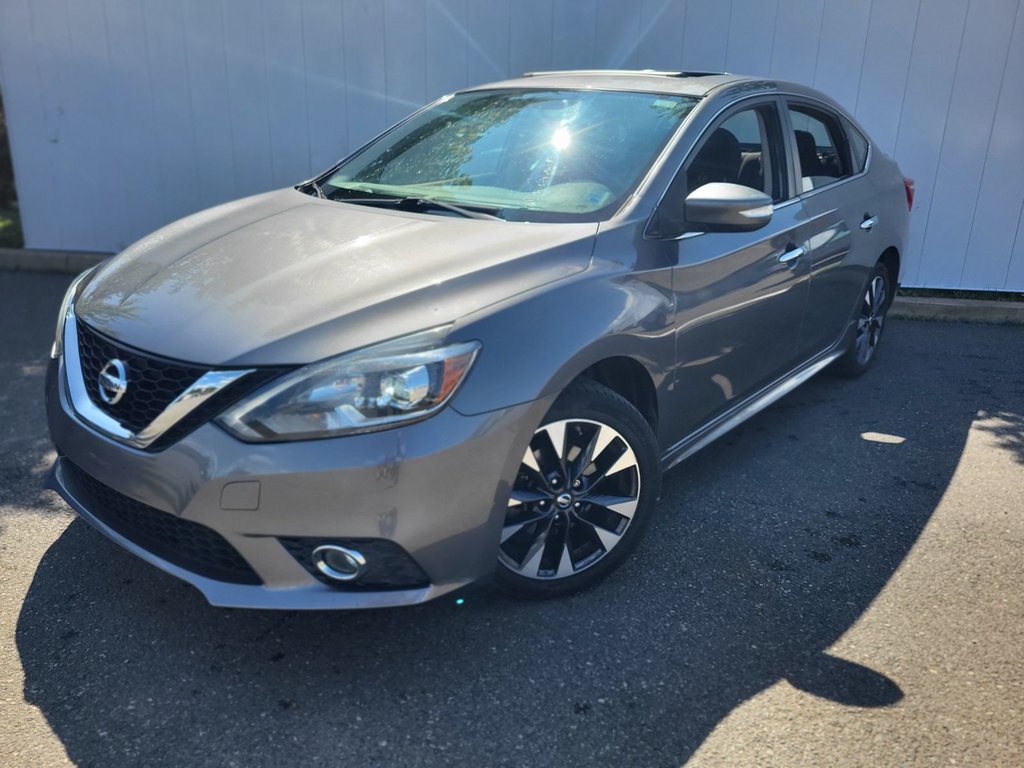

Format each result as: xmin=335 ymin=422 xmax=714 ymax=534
xmin=449 ymin=264 xmax=675 ymax=436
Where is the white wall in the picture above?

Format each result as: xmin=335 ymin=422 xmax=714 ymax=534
xmin=1 ymin=0 xmax=1023 ymax=290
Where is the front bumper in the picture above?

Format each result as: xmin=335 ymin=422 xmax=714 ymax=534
xmin=46 ymin=358 xmax=547 ymax=609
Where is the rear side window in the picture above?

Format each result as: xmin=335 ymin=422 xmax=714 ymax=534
xmin=845 ymin=120 xmax=870 ymax=173
xmin=787 ymin=104 xmax=851 ymax=192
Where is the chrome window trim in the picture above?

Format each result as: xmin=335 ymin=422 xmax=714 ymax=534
xmin=62 ymin=307 xmax=254 ymax=449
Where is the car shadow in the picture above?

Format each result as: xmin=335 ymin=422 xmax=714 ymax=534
xmin=14 ymin=319 xmax=1024 ymax=767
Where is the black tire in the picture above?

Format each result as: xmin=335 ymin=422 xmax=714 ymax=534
xmin=494 ymin=379 xmax=661 ymax=599
xmin=834 ymin=261 xmax=892 ymax=378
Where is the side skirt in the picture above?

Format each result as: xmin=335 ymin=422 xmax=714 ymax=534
xmin=660 ymin=347 xmax=844 ymax=472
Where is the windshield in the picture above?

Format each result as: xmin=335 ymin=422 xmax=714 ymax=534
xmin=319 ymin=89 xmax=698 ymax=222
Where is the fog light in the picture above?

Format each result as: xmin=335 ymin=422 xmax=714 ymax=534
xmin=311 ymin=544 xmax=367 ymax=582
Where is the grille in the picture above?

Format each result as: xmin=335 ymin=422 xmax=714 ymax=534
xmin=77 ymin=321 xmax=207 ymax=433
xmin=61 ymin=460 xmax=261 ymax=585
xmin=74 ymin=320 xmax=289 ymax=450
xmin=280 ymin=537 xmax=430 ymax=591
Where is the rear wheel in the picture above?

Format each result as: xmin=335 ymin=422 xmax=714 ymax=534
xmin=495 ymin=380 xmax=660 ymax=598
xmin=835 ymin=262 xmax=891 ymax=378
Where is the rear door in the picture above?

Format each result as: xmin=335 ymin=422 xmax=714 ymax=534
xmin=649 ymin=98 xmax=817 ymax=441
xmin=783 ymin=100 xmax=878 ymax=357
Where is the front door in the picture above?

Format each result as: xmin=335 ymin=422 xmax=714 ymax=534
xmin=652 ymin=100 xmax=817 ymax=441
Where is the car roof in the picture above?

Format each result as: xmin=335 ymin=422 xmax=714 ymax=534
xmin=462 ymin=69 xmax=754 ymax=98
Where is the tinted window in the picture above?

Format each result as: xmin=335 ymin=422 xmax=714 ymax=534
xmin=787 ymin=105 xmax=851 ymax=192
xmin=322 ymin=89 xmax=698 ymax=222
xmin=685 ymin=105 xmax=784 ymax=202
xmin=846 ymin=119 xmax=869 ymax=173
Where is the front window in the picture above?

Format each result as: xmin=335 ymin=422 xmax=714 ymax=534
xmin=319 ymin=89 xmax=698 ymax=222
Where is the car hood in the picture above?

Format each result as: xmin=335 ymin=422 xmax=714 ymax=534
xmin=76 ymin=189 xmax=597 ymax=365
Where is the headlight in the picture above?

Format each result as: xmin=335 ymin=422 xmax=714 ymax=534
xmin=51 ymin=266 xmax=99 ymax=359
xmin=217 ymin=328 xmax=480 ymax=441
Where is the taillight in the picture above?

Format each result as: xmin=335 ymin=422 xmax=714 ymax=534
xmin=904 ymin=177 xmax=915 ymax=211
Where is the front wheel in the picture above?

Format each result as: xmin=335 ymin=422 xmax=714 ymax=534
xmin=494 ymin=380 xmax=661 ymax=599
xmin=834 ymin=262 xmax=891 ymax=378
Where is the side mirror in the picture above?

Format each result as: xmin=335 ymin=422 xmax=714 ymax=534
xmin=684 ymin=182 xmax=773 ymax=233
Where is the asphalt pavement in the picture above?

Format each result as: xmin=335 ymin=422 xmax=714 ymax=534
xmin=1 ymin=270 xmax=1022 ymax=767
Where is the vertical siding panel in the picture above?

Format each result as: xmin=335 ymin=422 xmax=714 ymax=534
xmin=812 ymin=0 xmax=871 ymax=113
xmin=183 ymin=0 xmax=236 ymax=211
xmin=891 ymin=0 xmax=969 ymax=286
xmin=342 ymin=0 xmax=388 ymax=148
xmin=1004 ymin=206 xmax=1024 ymax=291
xmin=384 ymin=0 xmax=427 ymax=124
xmin=594 ymin=1 xmax=642 ymax=68
xmin=681 ymin=0 xmax=732 ymax=71
xmin=724 ymin=0 xmax=777 ymax=76
xmin=140 ymin=0 xmax=200 ymax=223
xmin=917 ymin=0 xmax=1017 ymax=288
xmin=62 ymin=0 xmax=127 ymax=248
xmin=222 ymin=0 xmax=274 ymax=197
xmin=466 ymin=0 xmax=510 ymax=83
xmin=551 ymin=0 xmax=597 ymax=70
xmin=0 ymin=0 xmax=51 ymax=248
xmin=263 ymin=0 xmax=312 ymax=184
xmin=23 ymin=0 xmax=77 ymax=248
xmin=962 ymin=5 xmax=1024 ymax=289
xmin=769 ymin=0 xmax=824 ymax=82
xmin=853 ymin=0 xmax=918 ymax=155
xmin=303 ymin=0 xmax=348 ymax=169
xmin=100 ymin=0 xmax=167 ymax=246
xmin=510 ymin=0 xmax=554 ymax=75
xmin=635 ymin=0 xmax=685 ymax=71
xmin=425 ymin=0 xmax=469 ymax=96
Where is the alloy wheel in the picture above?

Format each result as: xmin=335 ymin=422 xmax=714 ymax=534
xmin=855 ymin=274 xmax=887 ymax=364
xmin=499 ymin=418 xmax=641 ymax=580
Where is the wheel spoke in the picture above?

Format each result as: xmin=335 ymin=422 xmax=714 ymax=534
xmin=508 ymin=487 xmax=548 ymax=507
xmin=584 ymin=493 xmax=638 ymax=519
xmin=871 ymin=277 xmax=886 ymax=314
xmin=565 ymin=422 xmax=609 ymax=482
xmin=538 ymin=518 xmax=569 ymax=576
xmin=575 ymin=517 xmax=623 ymax=552
xmin=539 ymin=421 xmax=566 ymax=461
xmin=528 ymin=428 xmax=562 ymax=481
xmin=521 ymin=448 xmax=541 ymax=473
xmin=555 ymin=542 xmax=575 ymax=578
xmin=519 ymin=533 xmax=548 ymax=576
xmin=581 ymin=438 xmax=634 ymax=487
xmin=501 ymin=513 xmax=546 ymax=543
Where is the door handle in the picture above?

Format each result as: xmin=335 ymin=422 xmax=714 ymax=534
xmin=777 ymin=245 xmax=804 ymax=264
xmin=860 ymin=215 xmax=879 ymax=231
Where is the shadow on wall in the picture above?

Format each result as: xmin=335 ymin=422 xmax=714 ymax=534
xmin=11 ymin=307 xmax=1024 ymax=765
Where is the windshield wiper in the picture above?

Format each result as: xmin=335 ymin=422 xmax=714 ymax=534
xmin=300 ymin=180 xmax=326 ymax=199
xmin=411 ymin=197 xmax=504 ymax=221
xmin=332 ymin=193 xmax=504 ymax=221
